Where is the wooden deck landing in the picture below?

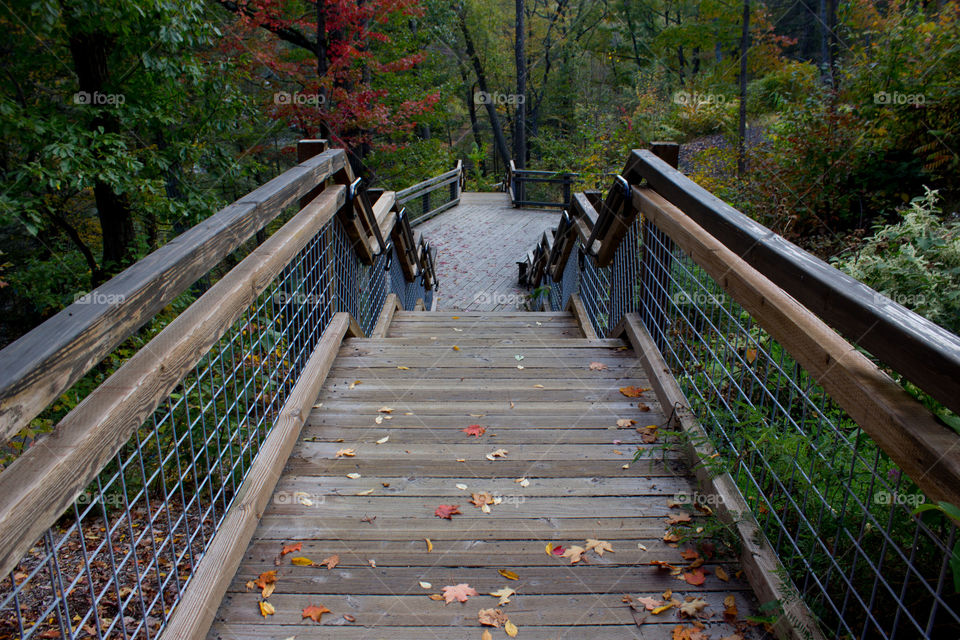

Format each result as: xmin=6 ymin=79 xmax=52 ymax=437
xmin=208 ymin=311 xmax=765 ymax=639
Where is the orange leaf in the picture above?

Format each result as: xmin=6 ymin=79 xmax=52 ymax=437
xmin=680 ymin=548 xmax=699 ymax=561
xmin=434 ymin=504 xmax=461 ymax=519
xmin=619 ymin=386 xmax=650 ymax=398
xmin=683 ymin=569 xmax=707 ymax=586
xmin=254 ymin=570 xmax=276 ymax=589
xmin=463 ymin=424 xmax=486 ymax=437
xmin=280 ymin=542 xmax=302 ymax=556
xmin=321 ymin=554 xmax=339 ymax=570
xmin=302 ymin=603 xmax=331 ymax=623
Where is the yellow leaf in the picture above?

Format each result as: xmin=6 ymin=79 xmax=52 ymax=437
xmin=356 ymin=488 xmax=375 ymax=496
xmin=291 ymin=557 xmax=314 ymax=566
xmin=498 ymin=569 xmax=519 ymax=580
xmin=505 ymin=620 xmax=518 ymax=637
xmin=651 ymin=602 xmax=675 ymax=615
xmin=397 ymin=366 xmax=410 ymax=370
xmin=259 ymin=601 xmax=275 ymax=617
xmin=482 ymin=631 xmax=493 ymax=640
xmin=261 ymin=582 xmax=275 ymax=599
xmin=452 ymin=345 xmax=460 ymax=351
xmin=545 ymin=542 xmax=554 ymax=555
xmin=425 ymin=538 xmax=433 ymax=552
xmin=715 ymin=566 xmax=730 ymax=582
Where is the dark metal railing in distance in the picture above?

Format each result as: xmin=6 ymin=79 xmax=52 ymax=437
xmin=506 ymin=160 xmax=579 ymax=209
xmin=395 ymin=160 xmax=464 ymax=225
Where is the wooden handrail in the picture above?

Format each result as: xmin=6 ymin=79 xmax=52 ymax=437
xmin=628 ymin=149 xmax=960 ymax=418
xmin=395 ymin=165 xmax=462 ymax=201
xmin=633 ymin=186 xmax=960 ymax=507
xmin=0 ymin=148 xmax=348 ymax=444
xmin=0 ymin=185 xmax=348 ymax=579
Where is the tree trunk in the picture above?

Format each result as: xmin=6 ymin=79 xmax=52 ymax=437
xmin=457 ymin=8 xmax=511 ymax=170
xmin=514 ymin=0 xmax=526 ymax=169
xmin=63 ymin=16 xmax=136 ymax=279
xmin=738 ymin=0 xmax=750 ymax=178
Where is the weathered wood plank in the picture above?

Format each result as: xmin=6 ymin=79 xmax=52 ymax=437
xmin=370 ymin=293 xmax=402 ymax=338
xmin=160 ymin=313 xmax=354 ymax=640
xmin=0 ymin=149 xmax=347 ymax=443
xmin=630 ymin=148 xmax=960 ymax=417
xmin=0 ymin=186 xmax=348 ymax=580
xmin=633 ymin=186 xmax=960 ymax=507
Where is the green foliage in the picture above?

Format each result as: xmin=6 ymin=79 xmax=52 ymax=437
xmin=833 ymin=189 xmax=960 ymax=336
xmin=747 ymin=61 xmax=819 ymax=114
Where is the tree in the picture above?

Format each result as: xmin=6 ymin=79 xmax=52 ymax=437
xmin=215 ymin=0 xmax=441 ymax=172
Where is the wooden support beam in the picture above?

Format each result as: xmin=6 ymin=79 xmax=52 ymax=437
xmin=0 ymin=149 xmax=347 ymax=446
xmin=158 ymin=313 xmax=355 ymax=640
xmin=0 ymin=186 xmax=348 ymax=579
xmin=617 ymin=313 xmax=824 ymax=640
xmin=371 ymin=294 xmax=403 ymax=338
xmin=629 ymin=148 xmax=960 ymax=417
xmin=633 ymin=185 xmax=960 ymax=507
xmin=566 ymin=293 xmax=598 ymax=340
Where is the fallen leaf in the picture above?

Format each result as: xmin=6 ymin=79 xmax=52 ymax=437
xmin=649 ymin=560 xmax=679 ymax=571
xmin=377 ymin=406 xmax=393 ymax=414
xmin=515 ymin=354 xmax=524 ymax=361
xmin=291 ymin=557 xmax=314 ymax=567
xmin=679 ymin=597 xmax=708 ymax=617
xmin=619 ymin=386 xmax=650 ymax=398
xmin=589 ymin=361 xmax=608 ymax=371
xmin=505 ymin=620 xmax=519 ymax=637
xmin=452 ymin=346 xmax=461 ymax=351
xmin=489 ymin=586 xmax=516 ymax=605
xmin=485 ymin=448 xmax=509 ymax=460
xmin=335 ymin=448 xmax=356 ymax=458
xmin=478 ymin=608 xmax=509 ymax=627
xmin=425 ymin=538 xmax=433 ymax=552
xmin=346 ymin=472 xmax=361 ymax=479
xmin=281 ymin=542 xmax=302 ymax=556
xmin=715 ymin=566 xmax=730 ymax=582
xmin=302 ymin=604 xmax=331 ymax=623
xmin=551 ymin=545 xmax=565 ymax=556
xmin=637 ymin=596 xmax=664 ymax=610
xmin=456 ymin=483 xmax=469 ymax=490
xmin=680 ymin=549 xmax=699 ymax=561
xmin=724 ymin=594 xmax=738 ymax=621
xmin=616 ymin=419 xmax=636 ymax=428
xmin=343 ymin=614 xmax=356 ymax=623
xmin=375 ymin=415 xmax=384 ymax=424
xmin=419 ymin=581 xmax=432 ymax=589
xmin=397 ymin=365 xmax=410 ymax=370
xmin=638 ymin=402 xmax=651 ymax=411
xmin=471 ymin=492 xmax=495 ymax=510
xmin=563 ymin=545 xmax=586 ymax=564
xmin=586 ymin=539 xmax=614 ymax=556
xmin=515 ymin=477 xmax=529 ymax=487
xmin=663 ymin=531 xmax=682 ymax=543
xmin=545 ymin=542 xmax=554 ymax=555
xmin=254 ymin=570 xmax=277 ymax=593
xmin=349 ymin=380 xmax=361 ymax=389
xmin=463 ymin=424 xmax=486 ymax=437
xmin=434 ymin=504 xmax=461 ymax=519
xmin=428 ymin=593 xmax=444 ymax=601
xmin=261 ymin=582 xmax=275 ymax=599
xmin=683 ymin=569 xmax=707 ymax=586
xmin=320 ymin=555 xmax=339 ymax=570
xmin=745 ymin=347 xmax=758 ymax=364
xmin=368 ymin=559 xmax=376 ymax=567
xmin=482 ymin=631 xmax=493 ymax=640
xmin=651 ymin=602 xmax=676 ymax=615
xmin=356 ymin=488 xmax=375 ymax=496
xmin=498 ymin=569 xmax=519 ymax=580
xmin=442 ymin=583 xmax=478 ymax=603
xmin=666 ymin=512 xmax=692 ymax=525
xmin=533 ymin=384 xmax=545 ymax=388
xmin=259 ymin=601 xmax=275 ymax=617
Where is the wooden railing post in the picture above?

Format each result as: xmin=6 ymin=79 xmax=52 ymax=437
xmin=297 ymin=139 xmax=329 ymax=209
xmin=640 ymin=142 xmax=679 ymax=349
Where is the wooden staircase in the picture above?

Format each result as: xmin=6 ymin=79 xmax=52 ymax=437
xmin=208 ymin=311 xmax=763 ymax=639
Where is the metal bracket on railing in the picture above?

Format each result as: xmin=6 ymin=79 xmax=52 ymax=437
xmin=615 ymin=174 xmax=629 ymax=199
xmin=347 ymin=177 xmax=362 ymax=219
xmin=383 ymin=241 xmax=394 ymax=271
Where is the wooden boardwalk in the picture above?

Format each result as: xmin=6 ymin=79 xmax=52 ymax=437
xmin=416 ymin=192 xmax=559 ymax=311
xmin=208 ymin=311 xmax=765 ymax=639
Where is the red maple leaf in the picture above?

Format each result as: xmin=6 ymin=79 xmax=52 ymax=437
xmin=434 ymin=504 xmax=461 ymax=519
xmin=462 ymin=424 xmax=486 ymax=437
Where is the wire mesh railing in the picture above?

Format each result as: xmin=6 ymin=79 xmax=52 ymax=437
xmin=0 ymin=145 xmax=435 ymax=639
xmin=531 ymin=146 xmax=960 ymax=639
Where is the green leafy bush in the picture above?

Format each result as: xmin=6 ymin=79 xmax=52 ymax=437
xmin=833 ymin=188 xmax=960 ymax=336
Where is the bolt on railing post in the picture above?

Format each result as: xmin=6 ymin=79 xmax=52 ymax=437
xmin=640 ymin=142 xmax=679 ymax=350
